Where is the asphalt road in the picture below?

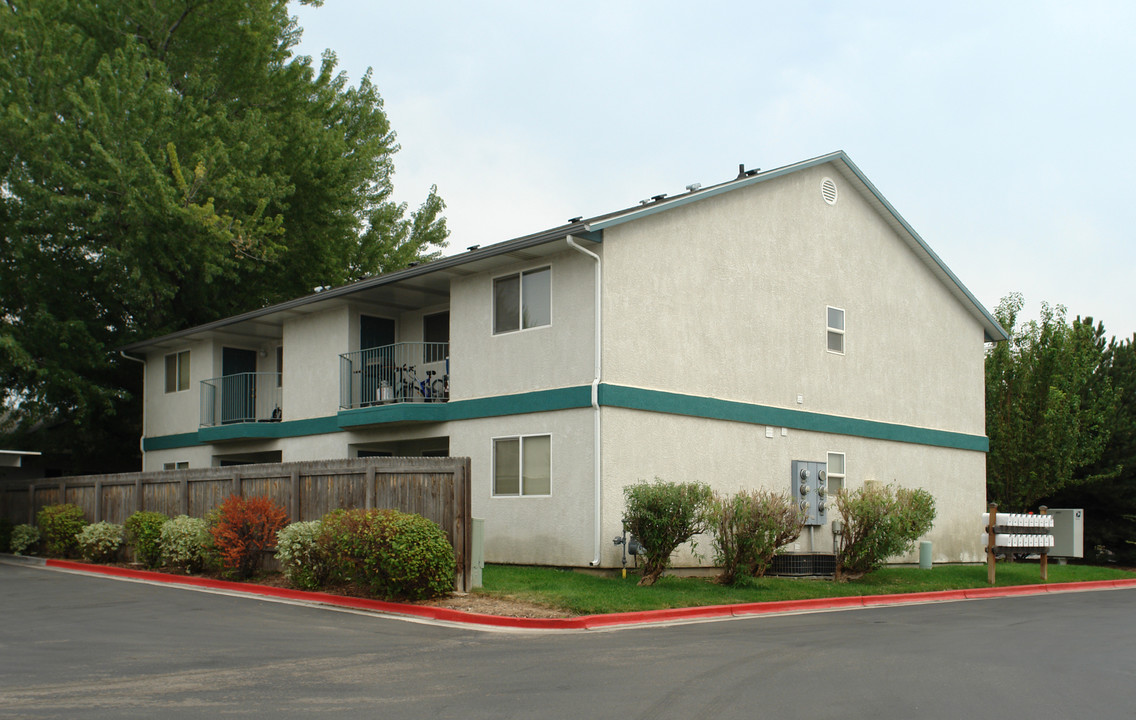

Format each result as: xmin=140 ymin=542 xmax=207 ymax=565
xmin=2 ymin=562 xmax=1134 ymax=720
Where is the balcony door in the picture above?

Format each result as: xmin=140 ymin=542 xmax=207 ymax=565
xmin=221 ymin=347 xmax=257 ymax=423
xmin=360 ymin=316 xmax=395 ymax=405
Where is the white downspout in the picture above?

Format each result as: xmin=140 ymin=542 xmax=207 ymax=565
xmin=566 ymin=235 xmax=603 ymax=566
xmin=119 ymin=351 xmax=147 ymax=471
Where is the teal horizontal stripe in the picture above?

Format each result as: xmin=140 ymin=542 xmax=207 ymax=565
xmin=598 ymin=384 xmax=989 ymax=452
xmin=142 ymin=432 xmax=200 ymax=452
xmin=143 ymin=384 xmax=986 ymax=453
xmin=337 ymin=385 xmax=592 ymax=428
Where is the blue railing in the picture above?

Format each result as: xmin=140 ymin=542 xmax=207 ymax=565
xmin=200 ymin=372 xmax=283 ymax=427
xmin=339 ymin=342 xmax=449 ymax=410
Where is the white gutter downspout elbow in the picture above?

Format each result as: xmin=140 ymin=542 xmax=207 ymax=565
xmin=119 ymin=351 xmax=147 ymax=471
xmin=566 ymin=235 xmax=603 ymax=566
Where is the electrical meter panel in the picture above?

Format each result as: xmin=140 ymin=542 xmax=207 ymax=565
xmin=791 ymin=460 xmax=828 ymax=526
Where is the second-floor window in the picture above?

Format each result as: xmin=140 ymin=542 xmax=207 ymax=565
xmin=827 ymin=306 xmax=845 ymax=354
xmin=494 ymin=267 xmax=551 ymax=334
xmin=164 ymin=350 xmax=190 ymax=393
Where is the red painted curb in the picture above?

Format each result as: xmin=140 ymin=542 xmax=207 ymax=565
xmin=39 ymin=559 xmax=1136 ymax=630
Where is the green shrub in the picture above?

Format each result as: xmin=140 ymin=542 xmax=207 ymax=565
xmin=275 ymin=521 xmax=329 ymax=590
xmin=210 ymin=495 xmax=289 ymax=579
xmin=36 ymin=504 xmax=88 ymax=557
xmin=159 ymin=515 xmax=218 ymax=574
xmin=0 ymin=517 xmax=13 ymax=553
xmin=10 ymin=524 xmax=39 ymax=555
xmin=76 ymin=521 xmax=126 ymax=563
xmin=709 ymin=489 xmax=804 ymax=585
xmin=622 ymin=478 xmax=714 ymax=586
xmin=320 ymin=509 xmax=455 ymax=600
xmin=835 ymin=483 xmax=936 ymax=581
xmin=125 ymin=511 xmax=169 ymax=568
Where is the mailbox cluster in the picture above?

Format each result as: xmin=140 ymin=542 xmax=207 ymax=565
xmin=982 ymin=512 xmax=1055 ymax=550
xmin=983 ymin=504 xmax=1055 ymax=584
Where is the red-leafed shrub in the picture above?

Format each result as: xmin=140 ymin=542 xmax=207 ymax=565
xmin=210 ymin=495 xmax=289 ymax=579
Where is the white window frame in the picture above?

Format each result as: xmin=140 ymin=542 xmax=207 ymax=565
xmin=491 ymin=433 xmax=552 ymax=497
xmin=163 ymin=461 xmax=189 ymax=470
xmin=826 ymin=451 xmax=846 ymax=496
xmin=492 ymin=266 xmax=552 ymax=335
xmin=164 ymin=350 xmax=191 ymax=393
xmin=826 ymin=306 xmax=845 ymax=355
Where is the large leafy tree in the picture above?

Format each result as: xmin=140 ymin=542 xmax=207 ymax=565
xmin=0 ymin=0 xmax=447 ymax=472
xmin=985 ymin=293 xmax=1118 ymax=511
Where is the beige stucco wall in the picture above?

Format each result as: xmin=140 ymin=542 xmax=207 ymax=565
xmin=600 ymin=407 xmax=986 ymax=568
xmin=449 ymin=248 xmax=596 ymax=400
xmin=450 ymin=408 xmax=596 ymax=566
xmin=283 ymin=305 xmax=349 ymax=421
xmin=601 ymin=164 xmax=986 ymax=436
xmin=143 ymin=337 xmax=214 ymax=439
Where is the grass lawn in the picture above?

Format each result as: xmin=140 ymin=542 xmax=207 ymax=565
xmin=475 ymin=563 xmax=1136 ymax=615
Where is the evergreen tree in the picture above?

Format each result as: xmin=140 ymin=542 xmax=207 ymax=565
xmin=985 ymin=294 xmax=1118 ymax=511
xmin=1045 ymin=335 xmax=1136 ymax=562
xmin=0 ymin=0 xmax=447 ymax=472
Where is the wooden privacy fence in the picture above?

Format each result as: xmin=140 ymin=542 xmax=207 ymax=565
xmin=0 ymin=457 xmax=473 ymax=591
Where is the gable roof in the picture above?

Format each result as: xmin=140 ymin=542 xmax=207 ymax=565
xmin=121 ymin=151 xmax=1008 ymax=352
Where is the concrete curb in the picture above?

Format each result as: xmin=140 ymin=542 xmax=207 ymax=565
xmin=0 ymin=553 xmax=46 ymax=567
xmin=14 ymin=557 xmax=1136 ymax=631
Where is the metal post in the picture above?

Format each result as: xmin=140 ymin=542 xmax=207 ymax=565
xmin=987 ymin=502 xmax=997 ymax=585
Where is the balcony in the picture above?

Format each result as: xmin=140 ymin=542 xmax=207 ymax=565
xmin=339 ymin=342 xmax=449 ymax=410
xmin=200 ymin=372 xmax=283 ymax=427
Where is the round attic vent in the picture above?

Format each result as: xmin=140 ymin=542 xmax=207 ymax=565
xmin=821 ymin=177 xmax=838 ymax=205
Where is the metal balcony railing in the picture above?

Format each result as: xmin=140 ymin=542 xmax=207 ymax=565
xmin=339 ymin=342 xmax=449 ymax=410
xmin=200 ymin=372 xmax=283 ymax=427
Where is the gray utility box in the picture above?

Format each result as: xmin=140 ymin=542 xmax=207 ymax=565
xmin=791 ymin=460 xmax=827 ymax=526
xmin=1049 ymin=508 xmax=1084 ymax=558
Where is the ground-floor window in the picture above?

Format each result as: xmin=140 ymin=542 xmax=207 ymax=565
xmin=826 ymin=452 xmax=845 ymax=495
xmin=162 ymin=461 xmax=189 ymax=470
xmin=492 ymin=434 xmax=551 ymax=496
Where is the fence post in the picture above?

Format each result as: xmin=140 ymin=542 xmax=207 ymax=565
xmin=94 ymin=480 xmax=103 ymax=523
xmin=27 ymin=482 xmax=35 ymax=525
xmin=180 ymin=475 xmax=188 ymax=516
xmin=365 ymin=466 xmax=375 ymax=510
xmin=135 ymin=475 xmax=144 ymax=514
xmin=290 ymin=468 xmax=300 ymax=522
xmin=231 ymin=470 xmax=241 ymax=498
xmin=1039 ymin=505 xmax=1049 ymax=582
xmin=987 ymin=502 xmax=997 ymax=585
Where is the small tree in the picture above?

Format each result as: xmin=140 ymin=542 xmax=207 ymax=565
xmin=710 ymin=489 xmax=804 ymax=585
xmin=210 ymin=495 xmax=289 ymax=579
xmin=834 ymin=483 xmax=936 ymax=582
xmin=622 ymin=479 xmax=713 ymax=586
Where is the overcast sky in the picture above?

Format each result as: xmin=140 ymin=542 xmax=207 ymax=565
xmin=292 ymin=1 xmax=1136 ymax=341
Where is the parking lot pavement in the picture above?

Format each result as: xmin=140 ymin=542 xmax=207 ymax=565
xmin=3 ymin=562 xmax=1135 ymax=720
